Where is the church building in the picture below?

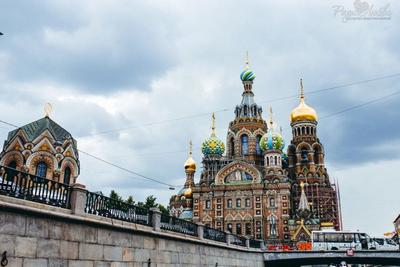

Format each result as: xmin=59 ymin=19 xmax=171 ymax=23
xmin=0 ymin=106 xmax=80 ymax=185
xmin=170 ymin=58 xmax=341 ymax=246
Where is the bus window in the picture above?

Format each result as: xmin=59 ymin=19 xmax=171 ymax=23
xmin=343 ymin=233 xmax=354 ymax=242
xmin=354 ymin=233 xmax=360 ymax=242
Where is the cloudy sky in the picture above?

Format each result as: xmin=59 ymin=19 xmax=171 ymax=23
xmin=0 ymin=0 xmax=399 ymax=236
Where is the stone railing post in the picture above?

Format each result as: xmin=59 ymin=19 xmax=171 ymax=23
xmin=197 ymin=222 xmax=204 ymax=240
xmin=70 ymin=183 xmax=87 ymax=215
xmin=150 ymin=207 xmax=161 ymax=231
xmin=245 ymin=237 xmax=250 ymax=249
xmin=260 ymin=241 xmax=266 ymax=251
xmin=226 ymin=231 xmax=232 ymax=246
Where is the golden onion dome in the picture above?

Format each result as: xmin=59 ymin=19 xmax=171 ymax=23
xmin=183 ymin=187 xmax=192 ymax=198
xmin=290 ymin=79 xmax=318 ymax=123
xmin=184 ymin=156 xmax=196 ymax=173
xmin=184 ymin=140 xmax=196 ymax=173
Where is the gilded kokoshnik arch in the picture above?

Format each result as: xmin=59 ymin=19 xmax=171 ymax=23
xmin=215 ymin=161 xmax=261 ymax=185
xmin=170 ymin=56 xmax=341 ymax=247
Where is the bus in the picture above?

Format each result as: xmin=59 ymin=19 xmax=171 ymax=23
xmin=312 ymin=231 xmax=376 ymax=251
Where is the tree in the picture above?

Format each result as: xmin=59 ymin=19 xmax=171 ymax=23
xmin=109 ymin=190 xmax=122 ymax=201
xmin=143 ymin=195 xmax=157 ymax=209
xmin=158 ymin=204 xmax=170 ymax=215
xmin=126 ymin=196 xmax=135 ymax=205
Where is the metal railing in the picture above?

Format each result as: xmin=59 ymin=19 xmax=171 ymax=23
xmin=160 ymin=213 xmax=198 ymax=236
xmin=231 ymin=234 xmax=247 ymax=247
xmin=84 ymin=191 xmax=151 ymax=226
xmin=0 ymin=166 xmax=72 ymax=208
xmin=0 ymin=165 xmax=262 ymax=249
xmin=249 ymin=239 xmax=262 ymax=249
xmin=203 ymin=226 xmax=227 ymax=243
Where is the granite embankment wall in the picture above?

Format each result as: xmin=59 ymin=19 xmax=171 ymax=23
xmin=0 ymin=195 xmax=264 ymax=267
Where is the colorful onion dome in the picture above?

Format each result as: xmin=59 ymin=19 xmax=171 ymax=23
xmin=202 ymin=113 xmax=225 ymax=156
xmin=240 ymin=53 xmax=256 ymax=81
xmin=260 ymin=130 xmax=285 ymax=151
xmin=240 ymin=68 xmax=256 ymax=81
xmin=260 ymin=107 xmax=285 ymax=151
xmin=202 ymin=135 xmax=225 ymax=156
xmin=291 ymin=79 xmax=318 ymax=123
xmin=184 ymin=140 xmax=196 ymax=173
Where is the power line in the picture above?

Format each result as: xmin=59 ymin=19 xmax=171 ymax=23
xmin=0 ymin=77 xmax=399 ymax=189
xmin=77 ymin=72 xmax=400 ymax=138
xmin=78 ymin=149 xmax=176 ymax=188
xmin=0 ymin=120 xmax=178 ymax=189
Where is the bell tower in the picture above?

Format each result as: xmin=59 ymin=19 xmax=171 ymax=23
xmin=226 ymin=53 xmax=267 ymax=164
xmin=287 ymin=79 xmax=340 ymax=230
xmin=287 ymin=79 xmax=324 ymax=175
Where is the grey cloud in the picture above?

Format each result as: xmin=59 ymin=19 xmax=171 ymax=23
xmin=0 ymin=1 xmax=178 ymax=92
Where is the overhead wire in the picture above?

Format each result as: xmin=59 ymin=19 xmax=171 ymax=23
xmin=77 ymin=72 xmax=400 ymax=138
xmin=0 ymin=74 xmax=399 ymax=189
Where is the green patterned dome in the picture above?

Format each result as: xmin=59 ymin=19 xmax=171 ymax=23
xmin=202 ymin=135 xmax=225 ymax=156
xmin=240 ymin=68 xmax=256 ymax=81
xmin=202 ymin=113 xmax=225 ymax=156
xmin=260 ymin=131 xmax=285 ymax=151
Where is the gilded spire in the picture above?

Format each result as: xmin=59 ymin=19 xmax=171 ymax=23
xmin=211 ymin=112 xmax=216 ymax=136
xmin=299 ymin=182 xmax=310 ymax=211
xmin=269 ymin=106 xmax=274 ymax=128
xmin=189 ymin=139 xmax=193 ymax=157
xmin=44 ymin=103 xmax=53 ymax=117
xmin=245 ymin=51 xmax=250 ymax=70
xmin=300 ymin=78 xmax=304 ymax=100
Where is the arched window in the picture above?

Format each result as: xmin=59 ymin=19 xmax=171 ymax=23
xmin=314 ymin=146 xmax=321 ymax=165
xmin=229 ymin=137 xmax=235 ymax=157
xmin=245 ymin=198 xmax=251 ymax=207
xmin=269 ymin=216 xmax=277 ymax=237
xmin=236 ymin=223 xmax=242 ymax=235
xmin=35 ymin=161 xmax=48 ymax=178
xmin=6 ymin=160 xmax=17 ymax=181
xmin=241 ymin=135 xmax=249 ymax=155
xmin=236 ymin=198 xmax=241 ymax=208
xmin=256 ymin=135 xmax=262 ymax=155
xmin=227 ymin=223 xmax=233 ymax=233
xmin=266 ymin=157 xmax=269 ymax=166
xmin=297 ymin=128 xmax=300 ymax=136
xmin=64 ymin=167 xmax=71 ymax=185
xmin=274 ymin=156 xmax=277 ymax=165
xmin=269 ymin=197 xmax=275 ymax=207
xmin=306 ymin=127 xmax=310 ymax=135
xmin=302 ymin=127 xmax=305 ymax=135
xmin=227 ymin=199 xmax=232 ymax=208
xmin=245 ymin=223 xmax=252 ymax=235
xmin=301 ymin=149 xmax=308 ymax=161
xmin=243 ymin=105 xmax=248 ymax=116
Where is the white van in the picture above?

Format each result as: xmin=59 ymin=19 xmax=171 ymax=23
xmin=372 ymin=238 xmax=399 ymax=250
